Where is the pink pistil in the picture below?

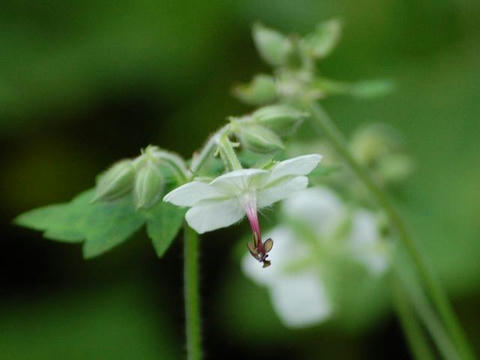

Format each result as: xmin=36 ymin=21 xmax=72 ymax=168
xmin=244 ymin=199 xmax=262 ymax=246
xmin=243 ymin=195 xmax=271 ymax=267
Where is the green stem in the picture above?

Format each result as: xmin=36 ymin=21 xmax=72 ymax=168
xmin=395 ymin=272 xmax=461 ymax=360
xmin=308 ymin=103 xmax=475 ymax=360
xmin=393 ymin=279 xmax=436 ymax=360
xmin=190 ymin=125 xmax=229 ymax=175
xmin=184 ymin=224 xmax=202 ymax=360
xmin=218 ymin=132 xmax=243 ymax=171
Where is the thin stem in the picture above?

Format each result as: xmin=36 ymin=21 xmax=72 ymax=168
xmin=393 ymin=278 xmax=436 ymax=360
xmin=308 ymin=102 xmax=475 ymax=360
xmin=395 ymin=272 xmax=461 ymax=360
xmin=190 ymin=125 xmax=229 ymax=175
xmin=184 ymin=224 xmax=202 ymax=360
xmin=218 ymin=132 xmax=243 ymax=171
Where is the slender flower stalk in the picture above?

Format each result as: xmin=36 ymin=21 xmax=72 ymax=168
xmin=393 ymin=280 xmax=436 ymax=360
xmin=184 ymin=224 xmax=202 ymax=360
xmin=308 ymin=102 xmax=475 ymax=360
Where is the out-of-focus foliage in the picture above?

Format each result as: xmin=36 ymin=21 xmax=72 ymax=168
xmin=0 ymin=280 xmax=181 ymax=360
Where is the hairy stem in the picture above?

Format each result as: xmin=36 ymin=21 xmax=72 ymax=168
xmin=308 ymin=102 xmax=475 ymax=360
xmin=218 ymin=132 xmax=243 ymax=171
xmin=184 ymin=224 xmax=202 ymax=360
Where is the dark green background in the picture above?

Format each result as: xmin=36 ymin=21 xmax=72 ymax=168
xmin=2 ymin=0 xmax=479 ymax=358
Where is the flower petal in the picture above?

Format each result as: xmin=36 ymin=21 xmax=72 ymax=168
xmin=349 ymin=210 xmax=389 ymax=274
xmin=185 ymin=198 xmax=245 ymax=233
xmin=257 ymin=176 xmax=308 ymax=208
xmin=242 ymin=226 xmax=309 ymax=284
xmin=210 ymin=168 xmax=269 ymax=194
xmin=282 ymin=187 xmax=345 ymax=236
xmin=163 ymin=181 xmax=225 ymax=206
xmin=269 ymin=154 xmax=322 ymax=182
xmin=270 ymin=272 xmax=332 ymax=328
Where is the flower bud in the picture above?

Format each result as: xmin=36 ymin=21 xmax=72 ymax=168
xmin=233 ymin=74 xmax=276 ymax=105
xmin=301 ymin=19 xmax=342 ymax=59
xmin=235 ymin=123 xmax=284 ymax=154
xmin=93 ymin=160 xmax=135 ymax=202
xmin=251 ymin=104 xmax=307 ymax=136
xmin=252 ymin=23 xmax=293 ymax=66
xmin=350 ymin=124 xmax=400 ymax=166
xmin=134 ymin=160 xmax=165 ymax=209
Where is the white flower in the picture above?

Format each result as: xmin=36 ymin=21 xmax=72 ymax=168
xmin=164 ymin=154 xmax=322 ymax=265
xmin=242 ymin=187 xmax=391 ymax=328
xmin=282 ymin=187 xmax=390 ymax=274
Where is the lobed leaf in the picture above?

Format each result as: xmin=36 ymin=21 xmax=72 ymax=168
xmin=145 ymin=202 xmax=186 ymax=257
xmin=15 ymin=188 xmax=185 ymax=259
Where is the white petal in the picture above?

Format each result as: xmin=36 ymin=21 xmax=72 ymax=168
xmin=210 ymin=168 xmax=269 ymax=194
xmin=185 ymin=198 xmax=244 ymax=233
xmin=270 ymin=272 xmax=332 ymax=328
xmin=257 ymin=176 xmax=308 ymax=208
xmin=269 ymin=154 xmax=322 ymax=182
xmin=282 ymin=187 xmax=345 ymax=236
xmin=163 ymin=181 xmax=226 ymax=206
xmin=349 ymin=210 xmax=389 ymax=274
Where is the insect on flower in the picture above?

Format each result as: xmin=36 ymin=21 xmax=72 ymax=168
xmin=247 ymin=235 xmax=274 ymax=268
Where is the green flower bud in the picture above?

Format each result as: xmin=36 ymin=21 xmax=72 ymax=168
xmin=233 ymin=74 xmax=277 ymax=105
xmin=252 ymin=23 xmax=293 ymax=66
xmin=134 ymin=160 xmax=165 ymax=209
xmin=93 ymin=160 xmax=135 ymax=202
xmin=251 ymin=104 xmax=307 ymax=136
xmin=301 ymin=19 xmax=342 ymax=59
xmin=234 ymin=122 xmax=284 ymax=154
xmin=377 ymin=154 xmax=413 ymax=182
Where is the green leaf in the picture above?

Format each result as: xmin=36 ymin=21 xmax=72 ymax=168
xmin=15 ymin=188 xmax=187 ymax=259
xmin=349 ymin=79 xmax=395 ymax=98
xmin=15 ymin=191 xmax=95 ymax=243
xmin=81 ymin=195 xmax=145 ymax=259
xmin=145 ymin=202 xmax=185 ymax=257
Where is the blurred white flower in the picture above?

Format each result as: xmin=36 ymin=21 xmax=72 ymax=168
xmin=242 ymin=187 xmax=391 ymax=328
xmin=348 ymin=210 xmax=389 ymax=274
xmin=242 ymin=226 xmax=332 ymax=328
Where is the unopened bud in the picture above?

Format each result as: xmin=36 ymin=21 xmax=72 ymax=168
xmin=134 ymin=160 xmax=165 ymax=209
xmin=93 ymin=160 xmax=135 ymax=202
xmin=234 ymin=122 xmax=284 ymax=154
xmin=301 ymin=19 xmax=342 ymax=59
xmin=252 ymin=23 xmax=293 ymax=67
xmin=233 ymin=74 xmax=276 ymax=105
xmin=252 ymin=104 xmax=307 ymax=136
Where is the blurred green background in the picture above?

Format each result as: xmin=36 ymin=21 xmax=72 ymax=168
xmin=2 ymin=0 xmax=480 ymax=359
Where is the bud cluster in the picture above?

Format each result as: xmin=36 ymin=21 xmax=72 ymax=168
xmin=350 ymin=124 xmax=413 ymax=183
xmin=228 ymin=104 xmax=307 ymax=154
xmin=234 ymin=19 xmax=391 ymax=106
xmin=92 ymin=145 xmax=187 ymax=209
